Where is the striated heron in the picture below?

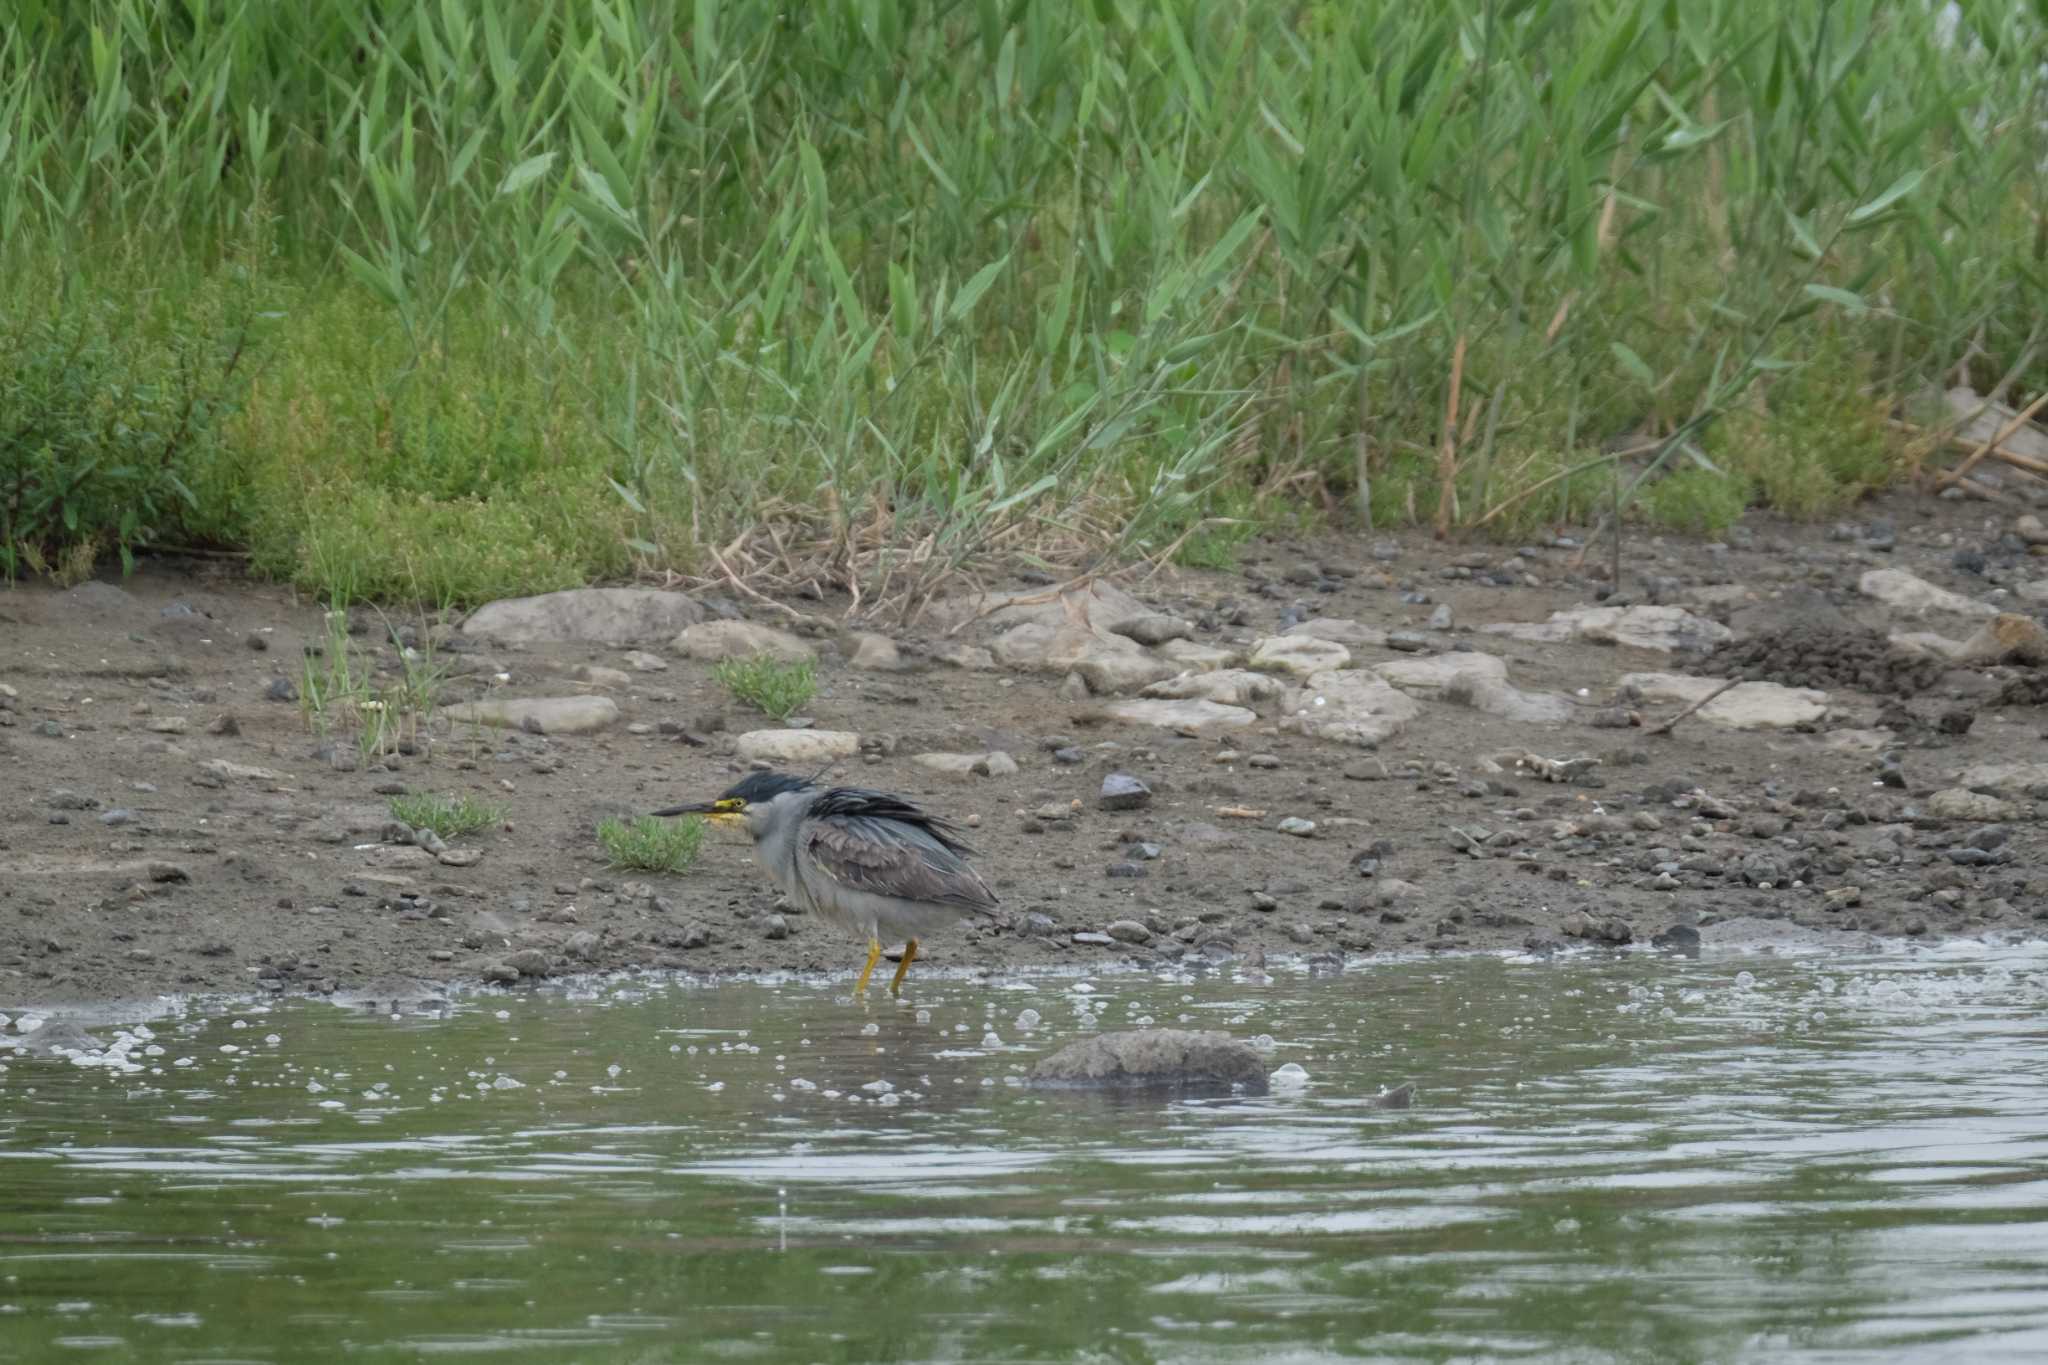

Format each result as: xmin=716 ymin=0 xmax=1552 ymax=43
xmin=655 ymin=770 xmax=1000 ymax=995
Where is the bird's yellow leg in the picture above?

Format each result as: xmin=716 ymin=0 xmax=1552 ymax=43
xmin=889 ymin=939 xmax=920 ymax=995
xmin=853 ymin=938 xmax=883 ymax=995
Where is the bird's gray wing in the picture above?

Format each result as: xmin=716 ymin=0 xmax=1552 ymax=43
xmin=802 ymin=813 xmax=1000 ymax=912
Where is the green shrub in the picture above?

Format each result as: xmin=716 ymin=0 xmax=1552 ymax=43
xmin=713 ymin=655 xmax=818 ymax=721
xmin=388 ymin=792 xmax=506 ymax=839
xmin=0 ymin=300 xmax=253 ymax=580
xmin=598 ymin=814 xmax=706 ymax=874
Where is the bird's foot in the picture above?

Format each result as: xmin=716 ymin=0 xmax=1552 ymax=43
xmin=888 ymin=939 xmax=919 ymax=995
xmin=853 ymin=938 xmax=883 ymax=995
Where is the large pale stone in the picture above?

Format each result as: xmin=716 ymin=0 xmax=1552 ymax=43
xmin=913 ymin=751 xmax=1019 ymax=778
xmin=1925 ymin=788 xmax=2019 ymax=822
xmin=1890 ymin=631 xmax=1964 ymax=660
xmin=733 ymin=729 xmax=861 ymax=765
xmin=1107 ymin=613 xmax=1194 ymax=646
xmin=1374 ymin=652 xmax=1508 ymax=693
xmin=1952 ymin=613 xmax=2048 ymax=666
xmin=929 ymin=580 xmax=1151 ymax=633
xmin=1375 ymin=652 xmax=1572 ymax=724
xmin=1029 ymin=1029 xmax=1268 ymax=1094
xmin=444 ymin=696 xmax=621 ymax=734
xmin=1481 ymin=605 xmax=1732 ymax=652
xmin=463 ymin=589 xmax=704 ymax=646
xmin=848 ymin=633 xmax=910 ymax=672
xmin=991 ymin=621 xmax=1173 ymax=693
xmin=673 ymin=620 xmax=817 ymax=662
xmin=1249 ymin=635 xmax=1352 ymax=676
xmin=1142 ymin=669 xmax=1283 ymax=707
xmin=1279 ymin=672 xmax=1420 ymax=749
xmin=1944 ymin=385 xmax=2048 ymax=460
xmin=1282 ymin=617 xmax=1390 ymax=648
xmin=1158 ymin=639 xmax=1241 ymax=671
xmin=1954 ymin=762 xmax=2048 ymax=800
xmin=1857 ymin=569 xmax=1996 ymax=619
xmin=197 ymin=758 xmax=289 ymax=783
xmin=1097 ymin=698 xmax=1258 ymax=738
xmin=1620 ymin=673 xmax=1826 ymax=730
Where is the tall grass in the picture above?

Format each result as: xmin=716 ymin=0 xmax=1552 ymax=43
xmin=3 ymin=1 xmax=2043 ymax=600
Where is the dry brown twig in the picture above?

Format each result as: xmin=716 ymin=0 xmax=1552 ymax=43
xmin=1647 ymin=677 xmax=1744 ymax=736
xmin=1934 ymin=390 xmax=2048 ymax=490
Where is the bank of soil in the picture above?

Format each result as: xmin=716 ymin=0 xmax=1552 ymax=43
xmin=5 ymin=490 xmax=2047 ymax=1012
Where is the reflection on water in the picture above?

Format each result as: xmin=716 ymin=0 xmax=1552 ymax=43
xmin=3 ymin=941 xmax=2047 ymax=1362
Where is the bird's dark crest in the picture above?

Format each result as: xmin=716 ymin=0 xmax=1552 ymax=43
xmin=717 ymin=770 xmax=818 ymax=805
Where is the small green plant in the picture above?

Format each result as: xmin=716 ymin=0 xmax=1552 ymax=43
xmin=713 ymin=654 xmax=817 ymax=721
xmin=597 ymin=814 xmax=706 ymax=874
xmin=388 ymin=792 xmax=506 ymax=839
xmin=1638 ymin=467 xmax=1752 ymax=535
xmin=300 ymin=595 xmax=452 ymax=758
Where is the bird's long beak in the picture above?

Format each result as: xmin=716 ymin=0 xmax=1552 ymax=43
xmin=653 ymin=798 xmax=747 ymax=828
xmin=653 ymin=800 xmax=717 ymax=816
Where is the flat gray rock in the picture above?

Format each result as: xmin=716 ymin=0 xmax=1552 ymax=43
xmin=1953 ymin=762 xmax=2048 ymax=800
xmin=1857 ymin=569 xmax=1996 ymax=619
xmin=463 ymin=589 xmax=705 ymax=646
xmin=1157 ymin=639 xmax=1241 ymax=671
xmin=848 ymin=633 xmax=910 ymax=671
xmin=1029 ymin=1029 xmax=1269 ymax=1095
xmin=1143 ymin=668 xmax=1282 ymax=707
xmin=1279 ymin=672 xmax=1420 ymax=749
xmin=1249 ymin=635 xmax=1352 ymax=676
xmin=929 ymin=581 xmax=1150 ymax=633
xmin=1620 ymin=673 xmax=1826 ymax=730
xmin=444 ymin=696 xmax=621 ymax=734
xmin=1481 ymin=604 xmax=1732 ymax=652
xmin=734 ymin=729 xmax=861 ymax=765
xmin=1282 ymin=617 xmax=1390 ymax=648
xmin=1374 ymin=652 xmax=1572 ymax=725
xmin=674 ymin=620 xmax=817 ymax=662
xmin=1098 ymin=698 xmax=1258 ymax=737
xmin=991 ymin=621 xmax=1173 ymax=693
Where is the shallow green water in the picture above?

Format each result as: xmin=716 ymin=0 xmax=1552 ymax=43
xmin=3 ymin=942 xmax=2047 ymax=1363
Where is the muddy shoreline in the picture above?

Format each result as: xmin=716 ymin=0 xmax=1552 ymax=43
xmin=7 ymin=490 xmax=2048 ymax=1013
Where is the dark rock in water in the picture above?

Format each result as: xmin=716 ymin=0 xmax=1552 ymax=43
xmin=1373 ymin=1082 xmax=1417 ymax=1110
xmin=505 ymin=948 xmax=552 ymax=977
xmin=1651 ymin=923 xmax=1702 ymax=954
xmin=1561 ymin=909 xmax=1633 ymax=944
xmin=1030 ymin=1029 xmax=1269 ymax=1095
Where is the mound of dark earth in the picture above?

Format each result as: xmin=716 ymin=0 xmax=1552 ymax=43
xmin=1992 ymin=671 xmax=2048 ymax=708
xmin=1703 ymin=627 xmax=1946 ymax=697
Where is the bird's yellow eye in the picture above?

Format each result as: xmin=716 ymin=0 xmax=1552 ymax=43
xmin=713 ymin=798 xmax=747 ymax=814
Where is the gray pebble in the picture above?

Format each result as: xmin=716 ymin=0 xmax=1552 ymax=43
xmin=1099 ymin=773 xmax=1152 ymax=811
